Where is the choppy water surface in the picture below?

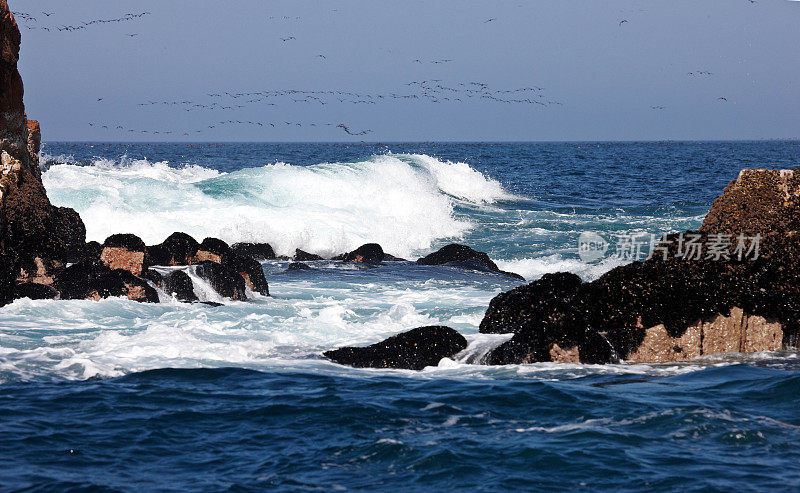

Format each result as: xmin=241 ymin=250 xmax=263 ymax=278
xmin=2 ymin=141 xmax=799 ymax=491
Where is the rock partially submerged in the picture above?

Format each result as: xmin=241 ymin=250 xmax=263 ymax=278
xmin=100 ymin=234 xmax=146 ymax=277
xmin=324 ymin=326 xmax=468 ymax=370
xmin=57 ymin=260 xmax=159 ymax=303
xmin=481 ymin=168 xmax=800 ymax=364
xmin=231 ymin=242 xmax=276 ymax=260
xmin=294 ymin=249 xmax=324 ymax=261
xmin=417 ymin=244 xmax=524 ymax=280
xmin=162 ymin=270 xmax=197 ymax=302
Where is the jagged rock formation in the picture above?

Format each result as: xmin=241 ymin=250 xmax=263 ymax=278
xmin=1 ymin=2 xmax=85 ymax=305
xmin=481 ymin=168 xmax=800 ymax=364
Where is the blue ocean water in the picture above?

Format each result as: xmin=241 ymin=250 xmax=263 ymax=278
xmin=2 ymin=141 xmax=800 ymax=491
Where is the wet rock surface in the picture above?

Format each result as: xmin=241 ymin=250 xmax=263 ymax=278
xmin=481 ymin=168 xmax=800 ymax=364
xmin=163 ymin=270 xmax=198 ymax=302
xmin=324 ymin=326 xmax=468 ymax=370
xmin=417 ymin=244 xmax=524 ymax=280
xmin=193 ymin=260 xmax=248 ymax=301
xmin=100 ymin=234 xmax=146 ymax=276
xmin=231 ymin=242 xmax=276 ymax=260
xmin=294 ymin=249 xmax=323 ymax=262
xmin=56 ymin=260 xmax=159 ymax=303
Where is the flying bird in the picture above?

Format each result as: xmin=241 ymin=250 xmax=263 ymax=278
xmin=484 ymin=18 xmax=496 ymax=23
xmin=717 ymin=97 xmax=728 ymax=101
xmin=619 ymin=19 xmax=628 ymax=26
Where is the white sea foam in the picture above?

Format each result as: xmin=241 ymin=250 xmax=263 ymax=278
xmin=496 ymin=254 xmax=630 ymax=281
xmin=42 ymin=153 xmax=509 ymax=258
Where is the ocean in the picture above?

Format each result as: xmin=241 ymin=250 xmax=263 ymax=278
xmin=2 ymin=141 xmax=799 ymax=491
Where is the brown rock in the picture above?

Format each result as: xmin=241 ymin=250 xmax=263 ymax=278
xmin=0 ymin=4 xmax=86 ymax=306
xmin=100 ymin=247 xmax=145 ymax=277
xmin=548 ymin=344 xmax=581 ymax=363
xmin=100 ymin=234 xmax=146 ymax=277
xmin=700 ymin=168 xmax=800 ymax=256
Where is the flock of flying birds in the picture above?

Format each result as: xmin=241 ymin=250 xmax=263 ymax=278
xmin=13 ymin=6 xmax=742 ymax=138
xmin=11 ymin=10 xmax=150 ymax=33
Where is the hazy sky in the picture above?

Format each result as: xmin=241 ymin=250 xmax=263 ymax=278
xmin=12 ymin=0 xmax=800 ymax=142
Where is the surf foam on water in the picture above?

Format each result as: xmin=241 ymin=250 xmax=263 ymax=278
xmin=42 ymin=153 xmax=510 ymax=258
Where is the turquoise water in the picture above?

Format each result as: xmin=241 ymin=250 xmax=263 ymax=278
xmin=1 ymin=141 xmax=799 ymax=491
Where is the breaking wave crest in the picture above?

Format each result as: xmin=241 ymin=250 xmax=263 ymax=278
xmin=41 ymin=153 xmax=513 ymax=257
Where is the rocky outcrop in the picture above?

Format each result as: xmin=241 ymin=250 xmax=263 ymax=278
xmin=700 ymin=169 xmax=800 ymax=256
xmin=162 ymin=270 xmax=197 ymax=302
xmin=194 ymin=260 xmax=247 ymax=301
xmin=146 ymin=232 xmax=199 ymax=266
xmin=294 ymin=249 xmax=323 ymax=261
xmin=231 ymin=242 xmax=276 ymax=260
xmin=417 ymin=244 xmax=524 ymax=280
xmin=0 ymin=3 xmax=85 ymax=305
xmin=324 ymin=326 xmax=468 ymax=370
xmin=481 ymin=169 xmax=800 ymax=364
xmin=341 ymin=243 xmax=386 ymax=263
xmin=57 ymin=260 xmax=159 ymax=303
xmin=146 ymin=233 xmax=269 ymax=298
xmin=100 ymin=234 xmax=146 ymax=277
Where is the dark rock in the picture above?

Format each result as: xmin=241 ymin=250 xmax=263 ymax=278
xmin=418 ymin=244 xmax=498 ymax=269
xmin=65 ymin=241 xmax=102 ymax=264
xmin=197 ymin=301 xmax=224 ymax=307
xmin=195 ymin=237 xmax=232 ymax=263
xmin=294 ymin=249 xmax=323 ymax=261
xmin=230 ymin=254 xmax=269 ymax=296
xmin=103 ymin=233 xmax=146 ymax=251
xmin=287 ymin=262 xmax=311 ymax=271
xmin=231 ymin=242 xmax=276 ymax=260
xmin=142 ymin=268 xmax=163 ymax=287
xmin=342 ymin=243 xmax=385 ymax=263
xmin=56 ymin=259 xmax=159 ymax=303
xmin=0 ymin=249 xmax=14 ymax=305
xmin=100 ymin=233 xmax=146 ymax=276
xmin=417 ymin=244 xmax=524 ymax=280
xmin=323 ymin=326 xmax=468 ymax=370
xmin=13 ymin=282 xmax=57 ymax=300
xmin=163 ymin=270 xmax=197 ymax=302
xmin=145 ymin=232 xmax=199 ymax=267
xmin=193 ymin=260 xmax=247 ymax=301
xmin=480 ymin=272 xmax=583 ymax=335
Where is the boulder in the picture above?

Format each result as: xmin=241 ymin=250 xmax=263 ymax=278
xmin=342 ymin=243 xmax=385 ymax=263
xmin=193 ymin=260 xmax=247 ymax=301
xmin=294 ymin=249 xmax=323 ymax=261
xmin=145 ymin=232 xmax=199 ymax=267
xmin=287 ymin=262 xmax=311 ymax=271
xmin=231 ymin=242 xmax=276 ymax=260
xmin=100 ymin=233 xmax=146 ymax=276
xmin=194 ymin=237 xmax=231 ymax=264
xmin=56 ymin=259 xmax=159 ymax=303
xmin=13 ymin=282 xmax=57 ymax=300
xmin=163 ymin=270 xmax=197 ymax=302
xmin=230 ymin=254 xmax=269 ymax=295
xmin=323 ymin=326 xmax=468 ymax=370
xmin=417 ymin=244 xmax=524 ymax=280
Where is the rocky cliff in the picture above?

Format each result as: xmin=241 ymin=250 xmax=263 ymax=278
xmin=0 ymin=1 xmax=85 ymax=305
